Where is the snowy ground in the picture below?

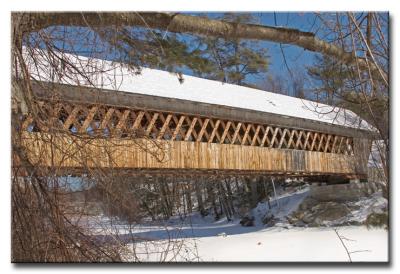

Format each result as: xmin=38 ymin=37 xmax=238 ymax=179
xmin=179 ymin=226 xmax=387 ymax=262
xmin=84 ymin=185 xmax=388 ymax=262
xmin=116 ymin=221 xmax=388 ymax=262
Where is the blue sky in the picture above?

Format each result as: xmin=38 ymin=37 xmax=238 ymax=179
xmin=223 ymin=12 xmax=320 ymax=74
xmin=184 ymin=12 xmax=320 ymax=77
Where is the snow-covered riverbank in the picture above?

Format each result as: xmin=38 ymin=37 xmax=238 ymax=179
xmin=188 ymin=226 xmax=388 ymax=262
xmin=84 ymin=184 xmax=388 ymax=262
xmin=120 ymin=224 xmax=388 ymax=262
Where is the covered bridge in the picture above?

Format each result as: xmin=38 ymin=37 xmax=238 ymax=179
xmin=14 ymin=48 xmax=377 ymax=181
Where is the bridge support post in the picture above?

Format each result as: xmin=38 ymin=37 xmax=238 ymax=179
xmin=271 ymin=177 xmax=280 ymax=209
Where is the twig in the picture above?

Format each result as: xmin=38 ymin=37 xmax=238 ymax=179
xmin=333 ymin=228 xmax=352 ymax=262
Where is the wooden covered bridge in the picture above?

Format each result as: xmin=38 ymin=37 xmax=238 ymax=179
xmin=14 ymin=49 xmax=377 ymax=181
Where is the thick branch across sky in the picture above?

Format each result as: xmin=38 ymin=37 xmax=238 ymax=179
xmin=16 ymin=12 xmax=382 ymax=77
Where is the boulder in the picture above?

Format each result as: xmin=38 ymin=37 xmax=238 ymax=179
xmin=314 ymin=203 xmax=351 ymax=221
xmin=302 ymin=213 xmax=315 ymax=224
xmin=262 ymin=213 xmax=275 ymax=225
xmin=239 ymin=216 xmax=255 ymax=227
xmin=298 ymin=198 xmax=318 ymax=211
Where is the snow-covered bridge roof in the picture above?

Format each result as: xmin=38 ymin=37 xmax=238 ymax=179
xmin=23 ymin=47 xmax=374 ymax=131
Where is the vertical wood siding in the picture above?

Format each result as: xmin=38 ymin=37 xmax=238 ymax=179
xmin=18 ymin=132 xmax=362 ymax=176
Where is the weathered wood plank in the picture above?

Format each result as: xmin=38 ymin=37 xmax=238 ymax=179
xmin=19 ymin=132 xmax=362 ymax=177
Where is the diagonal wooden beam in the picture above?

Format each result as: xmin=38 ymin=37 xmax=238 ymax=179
xmin=278 ymin=128 xmax=289 ymax=149
xmin=172 ymin=115 xmax=186 ymax=141
xmin=115 ymin=109 xmax=130 ymax=132
xmin=303 ymin=132 xmax=311 ymax=150
xmin=269 ymin=127 xmax=279 ymax=148
xmin=236 ymin=123 xmax=245 ymax=144
xmin=100 ymin=108 xmax=115 ymax=130
xmin=241 ymin=124 xmax=252 ymax=145
xmin=324 ymin=135 xmax=332 ymax=152
xmin=287 ymin=130 xmax=296 ymax=149
xmin=317 ymin=134 xmax=326 ymax=152
xmin=157 ymin=113 xmax=170 ymax=136
xmin=310 ymin=132 xmax=319 ymax=151
xmin=79 ymin=106 xmax=98 ymax=134
xmin=331 ymin=136 xmax=338 ymax=153
xmin=220 ymin=121 xmax=231 ymax=144
xmin=236 ymin=123 xmax=247 ymax=144
xmin=172 ymin=115 xmax=186 ymax=140
xmin=131 ymin=110 xmax=145 ymax=133
xmin=197 ymin=118 xmax=210 ymax=142
xmin=184 ymin=117 xmax=198 ymax=141
xmin=294 ymin=130 xmax=303 ymax=149
xmin=187 ymin=116 xmax=199 ymax=140
xmin=157 ymin=113 xmax=173 ymax=140
xmin=260 ymin=126 xmax=271 ymax=147
xmin=63 ymin=106 xmax=81 ymax=131
xmin=144 ymin=111 xmax=161 ymax=136
xmin=208 ymin=119 xmax=221 ymax=143
xmin=251 ymin=125 xmax=261 ymax=146
xmin=145 ymin=113 xmax=159 ymax=136
xmin=226 ymin=121 xmax=235 ymax=143
xmin=231 ymin=122 xmax=242 ymax=144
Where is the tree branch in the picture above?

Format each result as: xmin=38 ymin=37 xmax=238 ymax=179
xmin=15 ymin=12 xmax=384 ymax=77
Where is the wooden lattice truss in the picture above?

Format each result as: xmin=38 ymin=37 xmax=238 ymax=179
xmin=21 ymin=100 xmax=354 ymax=155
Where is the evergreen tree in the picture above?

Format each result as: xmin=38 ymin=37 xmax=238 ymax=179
xmin=307 ymin=54 xmax=388 ymax=141
xmin=191 ymin=13 xmax=269 ymax=85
